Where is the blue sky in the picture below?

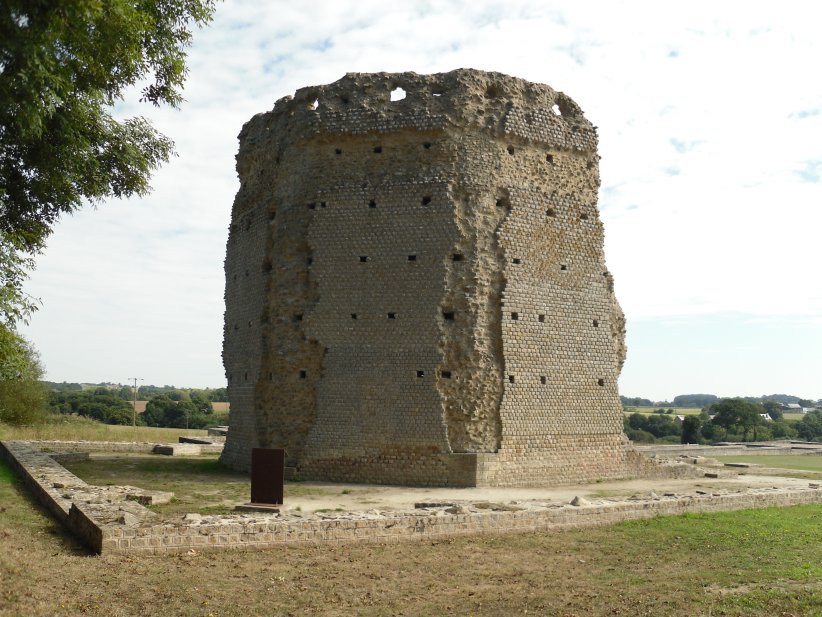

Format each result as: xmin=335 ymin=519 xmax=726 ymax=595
xmin=20 ymin=0 xmax=822 ymax=401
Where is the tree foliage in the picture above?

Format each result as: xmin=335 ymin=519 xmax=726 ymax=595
xmin=672 ymin=393 xmax=719 ymax=408
xmin=796 ymin=411 xmax=822 ymax=442
xmin=49 ymin=388 xmax=136 ymax=425
xmin=0 ymin=0 xmax=216 ymax=371
xmin=143 ymin=393 xmax=211 ymax=429
xmin=0 ymin=0 xmax=216 ymax=250
xmin=0 ymin=333 xmax=47 ymax=424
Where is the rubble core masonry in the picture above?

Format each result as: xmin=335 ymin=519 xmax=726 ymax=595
xmin=221 ymin=69 xmax=654 ymax=486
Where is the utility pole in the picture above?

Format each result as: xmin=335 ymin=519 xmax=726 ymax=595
xmin=127 ymin=377 xmax=143 ymax=428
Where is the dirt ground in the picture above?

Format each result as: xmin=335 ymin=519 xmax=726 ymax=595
xmin=273 ymin=470 xmax=815 ymax=513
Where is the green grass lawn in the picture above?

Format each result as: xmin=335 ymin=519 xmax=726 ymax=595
xmin=715 ymin=454 xmax=822 ymax=474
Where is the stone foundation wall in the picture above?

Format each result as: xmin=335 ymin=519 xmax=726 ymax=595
xmin=3 ymin=440 xmax=821 ymax=556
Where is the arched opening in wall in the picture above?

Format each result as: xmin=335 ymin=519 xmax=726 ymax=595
xmin=551 ymin=103 xmax=561 ymax=116
xmin=309 ymin=98 xmax=319 ymax=110
xmin=390 ymin=87 xmax=406 ymax=102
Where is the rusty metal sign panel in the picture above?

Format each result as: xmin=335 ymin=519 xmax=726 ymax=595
xmin=250 ymin=448 xmax=285 ymax=505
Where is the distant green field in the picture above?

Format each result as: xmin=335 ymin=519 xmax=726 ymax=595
xmin=714 ymin=454 xmax=822 ymax=474
xmin=623 ymin=407 xmax=702 ymax=416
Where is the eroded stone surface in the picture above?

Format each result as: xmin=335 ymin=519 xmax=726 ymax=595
xmin=221 ymin=69 xmax=650 ymax=486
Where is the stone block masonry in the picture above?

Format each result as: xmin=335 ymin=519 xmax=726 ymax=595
xmin=221 ymin=69 xmax=657 ymax=486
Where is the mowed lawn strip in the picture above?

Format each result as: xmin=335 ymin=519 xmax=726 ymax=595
xmin=2 ymin=456 xmax=822 ymax=616
xmin=715 ymin=454 xmax=822 ymax=475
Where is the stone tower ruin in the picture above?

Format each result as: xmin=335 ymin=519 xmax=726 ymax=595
xmin=221 ymin=69 xmax=651 ymax=486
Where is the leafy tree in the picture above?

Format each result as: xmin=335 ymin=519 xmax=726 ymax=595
xmin=620 ymin=396 xmax=653 ymax=407
xmin=672 ymin=394 xmax=718 ymax=408
xmin=796 ymin=411 xmax=822 ymax=442
xmin=761 ymin=400 xmax=783 ymax=421
xmin=681 ymin=416 xmax=701 ymax=444
xmin=0 ymin=0 xmax=216 ymax=368
xmin=710 ymin=398 xmax=765 ymax=441
xmin=797 ymin=399 xmax=814 ymax=408
xmin=1 ymin=0 xmax=216 ymax=249
xmin=143 ymin=394 xmax=209 ymax=429
xmin=0 ymin=334 xmax=47 ymax=424
xmin=49 ymin=389 xmax=136 ymax=425
xmin=206 ymin=387 xmax=227 ymax=402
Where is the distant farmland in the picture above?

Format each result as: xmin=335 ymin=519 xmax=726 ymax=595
xmin=131 ymin=401 xmax=229 ymax=413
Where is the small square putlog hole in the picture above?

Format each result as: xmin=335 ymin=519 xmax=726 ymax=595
xmin=387 ymin=312 xmax=397 ymax=319
xmin=416 ymin=370 xmax=425 ymax=378
xmin=441 ymin=370 xmax=452 ymax=379
xmin=443 ymin=311 xmax=455 ymax=321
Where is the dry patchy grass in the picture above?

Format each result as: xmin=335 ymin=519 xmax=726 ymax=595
xmin=0 ymin=417 xmax=207 ymax=443
xmin=2 ymin=456 xmax=821 ymax=616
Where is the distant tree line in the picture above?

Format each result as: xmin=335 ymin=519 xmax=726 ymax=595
xmin=38 ymin=383 xmax=229 ymax=429
xmin=622 ymin=392 xmax=821 ymax=410
xmin=624 ymin=398 xmax=822 ymax=444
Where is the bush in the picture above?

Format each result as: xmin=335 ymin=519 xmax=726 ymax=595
xmin=0 ymin=335 xmax=47 ymax=425
xmin=625 ymin=428 xmax=656 ymax=443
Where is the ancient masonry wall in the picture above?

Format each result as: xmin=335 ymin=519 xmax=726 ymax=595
xmin=222 ymin=69 xmax=655 ymax=486
xmin=4 ymin=439 xmax=822 ymax=555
